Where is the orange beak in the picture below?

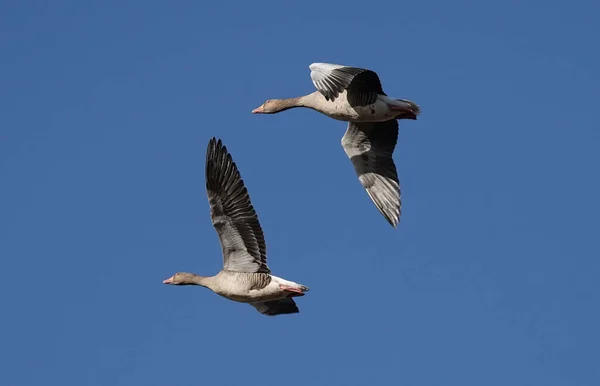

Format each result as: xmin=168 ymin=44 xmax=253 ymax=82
xmin=252 ymin=105 xmax=265 ymax=114
xmin=163 ymin=276 xmax=174 ymax=284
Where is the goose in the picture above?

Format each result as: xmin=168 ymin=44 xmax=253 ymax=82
xmin=163 ymin=137 xmax=309 ymax=316
xmin=252 ymin=63 xmax=421 ymax=227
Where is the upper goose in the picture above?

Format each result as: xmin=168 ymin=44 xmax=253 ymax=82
xmin=163 ymin=137 xmax=309 ymax=316
xmin=252 ymin=62 xmax=421 ymax=227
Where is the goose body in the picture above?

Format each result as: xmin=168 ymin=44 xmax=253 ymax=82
xmin=163 ymin=138 xmax=309 ymax=316
xmin=294 ymin=91 xmax=407 ymax=122
xmin=252 ymin=62 xmax=421 ymax=227
xmin=208 ymin=272 xmax=306 ymax=303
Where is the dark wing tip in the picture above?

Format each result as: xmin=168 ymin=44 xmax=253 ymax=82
xmin=205 ymin=137 xmax=239 ymax=194
xmin=368 ymin=187 xmax=400 ymax=228
xmin=206 ymin=136 xmax=226 ymax=164
xmin=259 ymin=298 xmax=300 ymax=316
xmin=387 ymin=210 xmax=400 ymax=228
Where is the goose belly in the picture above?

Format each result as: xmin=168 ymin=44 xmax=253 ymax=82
xmin=216 ymin=280 xmax=285 ymax=303
xmin=318 ymin=93 xmax=396 ymax=122
xmin=350 ymin=99 xmax=398 ymax=122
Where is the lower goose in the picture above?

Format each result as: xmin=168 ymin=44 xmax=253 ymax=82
xmin=252 ymin=62 xmax=421 ymax=227
xmin=163 ymin=138 xmax=309 ymax=316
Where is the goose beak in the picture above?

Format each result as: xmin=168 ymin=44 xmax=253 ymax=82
xmin=252 ymin=105 xmax=264 ymax=114
xmin=163 ymin=276 xmax=174 ymax=284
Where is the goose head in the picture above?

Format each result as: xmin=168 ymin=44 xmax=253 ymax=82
xmin=252 ymin=99 xmax=279 ymax=114
xmin=163 ymin=272 xmax=199 ymax=285
xmin=252 ymin=98 xmax=303 ymax=114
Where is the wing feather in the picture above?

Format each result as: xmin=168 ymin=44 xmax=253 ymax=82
xmin=341 ymin=120 xmax=401 ymax=227
xmin=309 ymin=62 xmax=384 ymax=105
xmin=205 ymin=138 xmax=269 ymax=273
xmin=250 ymin=298 xmax=300 ymax=316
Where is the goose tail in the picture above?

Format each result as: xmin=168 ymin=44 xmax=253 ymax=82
xmin=394 ymin=99 xmax=421 ymax=120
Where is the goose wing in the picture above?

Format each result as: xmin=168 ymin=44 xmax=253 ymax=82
xmin=309 ymin=62 xmax=384 ymax=106
xmin=341 ymin=120 xmax=401 ymax=227
xmin=205 ymin=138 xmax=270 ymax=273
xmin=250 ymin=298 xmax=300 ymax=316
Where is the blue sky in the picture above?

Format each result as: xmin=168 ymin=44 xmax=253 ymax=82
xmin=1 ymin=1 xmax=599 ymax=385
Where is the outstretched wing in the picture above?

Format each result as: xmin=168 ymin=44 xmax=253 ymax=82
xmin=205 ymin=138 xmax=270 ymax=273
xmin=250 ymin=298 xmax=300 ymax=316
xmin=341 ymin=120 xmax=401 ymax=227
xmin=309 ymin=62 xmax=384 ymax=105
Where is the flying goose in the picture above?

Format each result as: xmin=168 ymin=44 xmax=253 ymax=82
xmin=163 ymin=138 xmax=309 ymax=316
xmin=252 ymin=62 xmax=421 ymax=227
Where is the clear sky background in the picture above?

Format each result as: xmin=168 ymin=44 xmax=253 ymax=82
xmin=1 ymin=1 xmax=599 ymax=385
